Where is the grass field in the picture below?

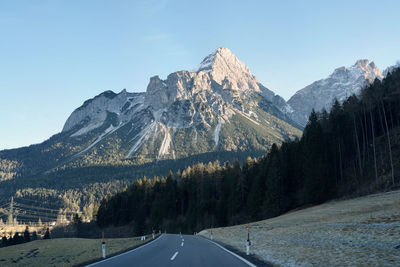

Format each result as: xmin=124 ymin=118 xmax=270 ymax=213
xmin=200 ymin=190 xmax=400 ymax=266
xmin=0 ymin=235 xmax=156 ymax=266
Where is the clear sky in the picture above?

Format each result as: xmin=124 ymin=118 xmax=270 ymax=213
xmin=1 ymin=0 xmax=399 ymax=150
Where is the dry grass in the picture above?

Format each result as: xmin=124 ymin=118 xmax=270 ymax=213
xmin=0 ymin=235 xmax=156 ymax=266
xmin=200 ymin=190 xmax=400 ymax=267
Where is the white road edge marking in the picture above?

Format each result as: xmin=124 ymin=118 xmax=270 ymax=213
xmin=170 ymin=251 xmax=179 ymax=260
xmin=85 ymin=234 xmax=164 ymax=266
xmin=203 ymin=238 xmax=257 ymax=267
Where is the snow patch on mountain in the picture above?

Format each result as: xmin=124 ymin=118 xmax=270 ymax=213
xmin=125 ymin=122 xmax=156 ymax=158
xmin=158 ymin=124 xmax=173 ymax=158
xmin=75 ymin=123 xmax=121 ymax=156
xmin=193 ymin=128 xmax=198 ymax=145
xmin=214 ymin=118 xmax=222 ymax=147
xmin=71 ymin=121 xmax=105 ymax=137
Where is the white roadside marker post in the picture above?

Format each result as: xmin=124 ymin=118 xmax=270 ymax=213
xmin=152 ymin=228 xmax=155 ymax=239
xmin=210 ymin=229 xmax=213 ymax=240
xmin=101 ymin=231 xmax=106 ymax=259
xmin=246 ymin=223 xmax=251 ymax=256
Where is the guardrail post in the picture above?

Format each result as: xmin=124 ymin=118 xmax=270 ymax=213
xmin=246 ymin=223 xmax=251 ymax=255
xmin=101 ymin=231 xmax=106 ymax=259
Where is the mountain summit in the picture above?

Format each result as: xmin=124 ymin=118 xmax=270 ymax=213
xmin=0 ymin=47 xmax=301 ymax=179
xmin=61 ymin=47 xmax=300 ymax=164
xmin=195 ymin=47 xmax=257 ymax=91
xmin=287 ymin=59 xmax=383 ymax=126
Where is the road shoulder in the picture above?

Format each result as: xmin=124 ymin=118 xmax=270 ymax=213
xmin=198 ymin=236 xmax=273 ymax=267
xmin=79 ymin=234 xmax=162 ymax=267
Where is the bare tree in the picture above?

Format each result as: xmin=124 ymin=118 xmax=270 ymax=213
xmin=381 ymin=101 xmax=395 ymax=185
xmin=370 ymin=111 xmax=378 ymax=183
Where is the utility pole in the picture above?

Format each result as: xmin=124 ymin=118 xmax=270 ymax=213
xmin=7 ymin=197 xmax=14 ymax=226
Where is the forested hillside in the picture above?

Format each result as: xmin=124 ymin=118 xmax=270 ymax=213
xmin=97 ymin=68 xmax=400 ymax=234
xmin=0 ymin=150 xmax=261 ymax=224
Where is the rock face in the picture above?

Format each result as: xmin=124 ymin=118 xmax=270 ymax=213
xmin=48 ymin=47 xmax=300 ymax=167
xmin=287 ymin=59 xmax=383 ymax=126
xmin=383 ymin=61 xmax=400 ymax=77
xmin=62 ymin=90 xmax=145 ymax=136
xmin=1 ymin=47 xmax=396 ymax=178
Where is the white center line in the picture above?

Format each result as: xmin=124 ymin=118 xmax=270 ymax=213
xmin=181 ymin=242 xmax=184 ymax=246
xmin=170 ymin=251 xmax=179 ymax=261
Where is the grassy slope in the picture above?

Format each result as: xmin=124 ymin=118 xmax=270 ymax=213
xmin=0 ymin=235 xmax=156 ymax=267
xmin=200 ymin=190 xmax=400 ymax=266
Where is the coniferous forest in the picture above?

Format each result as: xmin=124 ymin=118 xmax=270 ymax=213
xmin=96 ymin=69 xmax=400 ymax=234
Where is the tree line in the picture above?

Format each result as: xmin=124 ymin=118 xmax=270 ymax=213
xmin=96 ymin=68 xmax=400 ymax=234
xmin=0 ymin=226 xmax=50 ymax=247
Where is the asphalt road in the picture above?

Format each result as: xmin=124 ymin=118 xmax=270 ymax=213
xmin=87 ymin=234 xmax=256 ymax=267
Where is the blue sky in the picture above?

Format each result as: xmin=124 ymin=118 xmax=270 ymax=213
xmin=1 ymin=0 xmax=399 ymax=149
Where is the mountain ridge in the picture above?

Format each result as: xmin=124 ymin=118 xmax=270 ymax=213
xmin=1 ymin=47 xmax=301 ymax=180
xmin=287 ymin=59 xmax=385 ymax=126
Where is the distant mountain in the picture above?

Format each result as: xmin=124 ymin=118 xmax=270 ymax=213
xmin=287 ymin=60 xmax=383 ymax=126
xmin=0 ymin=47 xmax=303 ymax=223
xmin=383 ymin=61 xmax=400 ymax=77
xmin=0 ymin=47 xmax=301 ymax=181
xmin=0 ymin=48 xmax=397 ymax=223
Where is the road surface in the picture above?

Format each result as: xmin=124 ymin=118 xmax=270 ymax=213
xmin=87 ymin=234 xmax=256 ymax=267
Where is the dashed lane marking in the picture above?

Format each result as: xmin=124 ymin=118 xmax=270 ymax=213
xmin=170 ymin=251 xmax=179 ymax=261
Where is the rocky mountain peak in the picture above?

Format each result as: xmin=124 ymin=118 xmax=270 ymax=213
xmin=383 ymin=61 xmax=400 ymax=77
xmin=196 ymin=47 xmax=239 ymax=72
xmin=354 ymin=59 xmax=370 ymax=68
xmin=288 ymin=59 xmax=384 ymax=127
xmin=194 ymin=47 xmax=259 ymax=92
xmin=61 ymin=46 xmax=299 ymax=161
xmin=351 ymin=59 xmax=383 ymax=82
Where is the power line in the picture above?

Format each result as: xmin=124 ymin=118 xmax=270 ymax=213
xmin=14 ymin=202 xmax=75 ymax=214
xmin=15 ymin=197 xmax=63 ymax=205
xmin=13 ymin=203 xmax=60 ymax=213
xmin=11 ymin=213 xmax=58 ymax=221
xmin=13 ymin=208 xmax=58 ymax=218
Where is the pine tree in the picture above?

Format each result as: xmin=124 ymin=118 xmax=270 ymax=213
xmin=262 ymin=144 xmax=283 ymax=217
